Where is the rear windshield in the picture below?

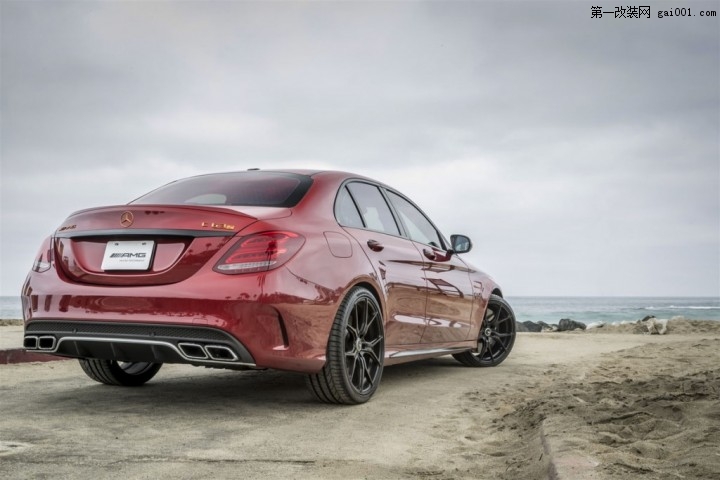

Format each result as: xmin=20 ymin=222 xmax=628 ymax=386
xmin=131 ymin=171 xmax=313 ymax=208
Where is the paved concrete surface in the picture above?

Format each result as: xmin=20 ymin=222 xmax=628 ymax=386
xmin=0 ymin=325 xmax=23 ymax=350
xmin=1 ymin=332 xmax=680 ymax=479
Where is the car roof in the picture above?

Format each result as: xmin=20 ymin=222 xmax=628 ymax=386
xmin=171 ymin=169 xmax=389 ymax=190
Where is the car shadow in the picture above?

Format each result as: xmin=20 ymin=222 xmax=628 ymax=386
xmin=26 ymin=356 xmax=473 ymax=414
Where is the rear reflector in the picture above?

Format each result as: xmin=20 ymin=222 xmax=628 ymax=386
xmin=214 ymin=231 xmax=304 ymax=274
xmin=32 ymin=237 xmax=54 ymax=273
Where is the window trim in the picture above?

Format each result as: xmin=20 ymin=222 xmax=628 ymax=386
xmin=334 ymin=179 xmax=449 ymax=250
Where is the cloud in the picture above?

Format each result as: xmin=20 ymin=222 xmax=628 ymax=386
xmin=1 ymin=1 xmax=718 ymax=296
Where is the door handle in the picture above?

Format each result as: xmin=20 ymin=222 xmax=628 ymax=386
xmin=423 ymin=249 xmax=437 ymax=260
xmin=367 ymin=239 xmax=384 ymax=252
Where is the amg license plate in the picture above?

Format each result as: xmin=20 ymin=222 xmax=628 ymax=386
xmin=101 ymin=241 xmax=155 ymax=271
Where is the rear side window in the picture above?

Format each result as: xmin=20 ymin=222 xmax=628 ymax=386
xmin=335 ymin=187 xmax=364 ymax=228
xmin=346 ymin=182 xmax=400 ymax=235
xmin=131 ymin=172 xmax=312 ymax=207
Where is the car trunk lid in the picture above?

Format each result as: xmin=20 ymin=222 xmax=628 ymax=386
xmin=53 ymin=205 xmax=257 ymax=286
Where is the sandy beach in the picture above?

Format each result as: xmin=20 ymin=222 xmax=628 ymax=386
xmin=1 ymin=318 xmax=718 ymax=479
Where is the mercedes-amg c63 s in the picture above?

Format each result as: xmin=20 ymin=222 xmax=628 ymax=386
xmin=22 ymin=169 xmax=516 ymax=404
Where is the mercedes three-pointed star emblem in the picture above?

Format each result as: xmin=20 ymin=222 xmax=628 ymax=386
xmin=120 ymin=211 xmax=134 ymax=228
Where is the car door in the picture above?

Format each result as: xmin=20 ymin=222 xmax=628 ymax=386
xmin=336 ymin=182 xmax=428 ymax=345
xmin=384 ymin=190 xmax=474 ymax=343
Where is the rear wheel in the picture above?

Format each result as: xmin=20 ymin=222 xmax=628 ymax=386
xmin=79 ymin=359 xmax=162 ymax=386
xmin=453 ymin=294 xmax=516 ymax=367
xmin=306 ymin=287 xmax=384 ymax=404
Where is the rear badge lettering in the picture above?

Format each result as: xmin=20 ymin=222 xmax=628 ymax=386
xmin=201 ymin=222 xmax=235 ymax=230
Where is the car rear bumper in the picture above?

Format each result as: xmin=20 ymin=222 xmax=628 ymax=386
xmin=23 ymin=320 xmax=257 ymax=369
xmin=22 ymin=266 xmax=341 ymax=373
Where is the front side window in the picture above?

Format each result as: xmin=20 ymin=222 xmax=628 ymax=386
xmin=387 ymin=191 xmax=443 ymax=248
xmin=346 ymin=182 xmax=400 ymax=236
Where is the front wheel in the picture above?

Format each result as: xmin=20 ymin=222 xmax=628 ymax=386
xmin=79 ymin=359 xmax=162 ymax=386
xmin=306 ymin=287 xmax=385 ymax=404
xmin=453 ymin=294 xmax=516 ymax=367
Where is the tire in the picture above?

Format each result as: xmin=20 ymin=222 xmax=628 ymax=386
xmin=306 ymin=287 xmax=385 ymax=404
xmin=79 ymin=359 xmax=162 ymax=386
xmin=453 ymin=294 xmax=516 ymax=367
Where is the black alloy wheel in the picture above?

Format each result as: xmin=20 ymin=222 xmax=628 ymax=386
xmin=79 ymin=358 xmax=162 ymax=386
xmin=306 ymin=287 xmax=385 ymax=404
xmin=453 ymin=294 xmax=516 ymax=367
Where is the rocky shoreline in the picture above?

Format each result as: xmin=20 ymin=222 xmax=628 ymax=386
xmin=0 ymin=319 xmax=22 ymax=327
xmin=515 ymin=315 xmax=713 ymax=335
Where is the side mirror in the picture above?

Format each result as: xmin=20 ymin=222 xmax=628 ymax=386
xmin=450 ymin=234 xmax=472 ymax=254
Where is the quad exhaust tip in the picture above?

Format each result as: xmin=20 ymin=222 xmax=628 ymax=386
xmin=24 ymin=335 xmax=56 ymax=350
xmin=205 ymin=345 xmax=239 ymax=361
xmin=178 ymin=343 xmax=208 ymax=360
xmin=24 ymin=336 xmax=38 ymax=349
xmin=177 ymin=343 xmax=239 ymax=362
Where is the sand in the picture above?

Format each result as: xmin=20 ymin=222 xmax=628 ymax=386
xmin=1 ymin=318 xmax=718 ymax=479
xmin=494 ymin=336 xmax=719 ymax=479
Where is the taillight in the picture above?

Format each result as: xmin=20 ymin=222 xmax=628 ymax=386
xmin=32 ymin=237 xmax=54 ymax=273
xmin=214 ymin=231 xmax=305 ymax=274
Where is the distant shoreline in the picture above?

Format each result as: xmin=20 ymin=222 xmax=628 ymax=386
xmin=5 ymin=296 xmax=720 ymax=324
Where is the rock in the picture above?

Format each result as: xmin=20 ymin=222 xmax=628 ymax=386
xmin=586 ymin=321 xmax=605 ymax=330
xmin=515 ymin=321 xmax=529 ymax=332
xmin=538 ymin=321 xmax=558 ymax=332
xmin=633 ymin=317 xmax=670 ymax=335
xmin=558 ymin=318 xmax=587 ymax=332
xmin=632 ymin=323 xmax=648 ymax=334
xmin=646 ymin=318 xmax=668 ymax=335
xmin=519 ymin=321 xmax=542 ymax=333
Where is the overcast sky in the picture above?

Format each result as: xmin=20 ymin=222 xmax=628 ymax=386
xmin=1 ymin=1 xmax=718 ymax=297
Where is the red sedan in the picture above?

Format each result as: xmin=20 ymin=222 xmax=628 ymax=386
xmin=22 ymin=170 xmax=516 ymax=404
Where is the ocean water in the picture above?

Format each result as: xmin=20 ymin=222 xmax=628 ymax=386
xmin=507 ymin=296 xmax=720 ymax=325
xmin=1 ymin=296 xmax=23 ymax=320
xmin=2 ymin=296 xmax=718 ymax=324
